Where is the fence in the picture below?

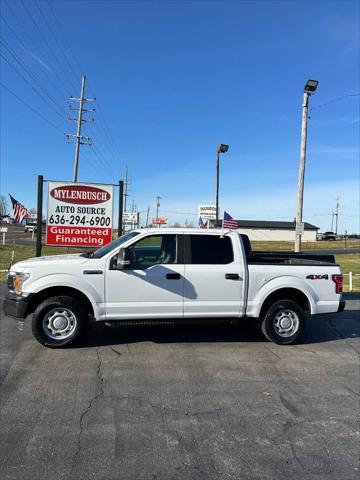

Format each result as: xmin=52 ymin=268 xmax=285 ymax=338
xmin=343 ymin=273 xmax=360 ymax=293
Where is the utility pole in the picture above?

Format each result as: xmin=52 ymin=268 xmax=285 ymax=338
xmin=131 ymin=200 xmax=135 ymax=230
xmin=145 ymin=205 xmax=150 ymax=227
xmin=156 ymin=196 xmax=161 ymax=228
xmin=215 ymin=144 xmax=229 ymax=227
xmin=331 ymin=212 xmax=335 ymax=232
xmin=66 ymin=75 xmax=95 ymax=182
xmin=295 ymin=79 xmax=319 ymax=252
xmin=334 ymin=197 xmax=340 ymax=235
xmin=124 ymin=166 xmax=129 ymax=212
xmin=118 ymin=180 xmax=124 ymax=237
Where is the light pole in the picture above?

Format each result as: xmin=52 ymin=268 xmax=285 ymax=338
xmin=156 ymin=196 xmax=161 ymax=228
xmin=295 ymin=79 xmax=318 ymax=252
xmin=216 ymin=144 xmax=229 ymax=226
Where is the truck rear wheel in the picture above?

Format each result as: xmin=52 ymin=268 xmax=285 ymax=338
xmin=261 ymin=299 xmax=306 ymax=345
xmin=32 ymin=296 xmax=86 ymax=348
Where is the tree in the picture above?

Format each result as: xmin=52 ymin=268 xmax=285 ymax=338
xmin=0 ymin=195 xmax=9 ymax=217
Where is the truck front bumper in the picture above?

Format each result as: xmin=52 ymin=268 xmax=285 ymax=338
xmin=2 ymin=292 xmax=31 ymax=319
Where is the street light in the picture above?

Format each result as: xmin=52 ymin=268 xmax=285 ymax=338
xmin=216 ymin=144 xmax=229 ymax=226
xmin=294 ymin=79 xmax=319 ymax=253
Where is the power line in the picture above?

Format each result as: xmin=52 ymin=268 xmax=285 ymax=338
xmin=1 ymin=37 xmax=71 ymax=121
xmin=1 ymin=50 xmax=72 ymax=130
xmin=20 ymin=0 xmax=78 ymax=92
xmin=92 ymin=145 xmax=118 ymax=179
xmin=1 ymin=82 xmax=65 ymax=134
xmin=44 ymin=2 xmax=127 ymax=173
xmin=310 ymin=93 xmax=360 ymax=115
xmin=1 ymin=12 xmax=69 ymax=100
xmin=5 ymin=0 xmax=123 ymax=182
xmin=35 ymin=0 xmax=81 ymax=87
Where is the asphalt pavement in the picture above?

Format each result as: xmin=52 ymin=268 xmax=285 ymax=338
xmin=0 ymin=286 xmax=359 ymax=480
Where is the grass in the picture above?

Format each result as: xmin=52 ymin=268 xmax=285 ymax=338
xmin=1 ymin=243 xmax=359 ymax=291
xmin=335 ymin=254 xmax=360 ymax=292
xmin=0 ymin=244 xmax=83 ymax=282
xmin=251 ymin=240 xmax=360 ymax=251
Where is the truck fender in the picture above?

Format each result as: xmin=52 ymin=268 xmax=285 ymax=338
xmin=250 ymin=275 xmax=317 ymax=317
xmin=25 ymin=273 xmax=101 ymax=317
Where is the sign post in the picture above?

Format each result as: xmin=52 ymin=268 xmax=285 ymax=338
xmin=46 ymin=182 xmax=114 ymax=248
xmin=0 ymin=226 xmax=8 ymax=245
xmin=36 ymin=175 xmax=43 ymax=257
xmin=198 ymin=205 xmax=217 ymax=228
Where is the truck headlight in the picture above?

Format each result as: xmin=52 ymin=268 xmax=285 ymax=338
xmin=7 ymin=272 xmax=30 ymax=294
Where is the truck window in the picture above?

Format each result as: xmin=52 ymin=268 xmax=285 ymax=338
xmin=188 ymin=235 xmax=233 ymax=264
xmin=129 ymin=234 xmax=177 ymax=269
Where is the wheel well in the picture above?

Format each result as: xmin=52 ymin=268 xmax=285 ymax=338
xmin=259 ymin=288 xmax=311 ymax=318
xmin=26 ymin=287 xmax=94 ymax=317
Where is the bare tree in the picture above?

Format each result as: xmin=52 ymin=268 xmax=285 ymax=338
xmin=0 ymin=195 xmax=9 ymax=217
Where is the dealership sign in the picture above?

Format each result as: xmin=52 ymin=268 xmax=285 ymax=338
xmin=152 ymin=217 xmax=167 ymax=225
xmin=123 ymin=212 xmax=139 ymax=225
xmin=198 ymin=205 xmax=217 ymax=220
xmin=46 ymin=182 xmax=114 ymax=247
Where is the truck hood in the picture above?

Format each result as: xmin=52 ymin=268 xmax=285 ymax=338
xmin=11 ymin=253 xmax=89 ymax=271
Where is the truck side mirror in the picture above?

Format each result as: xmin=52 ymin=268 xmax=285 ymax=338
xmin=116 ymin=248 xmax=131 ymax=269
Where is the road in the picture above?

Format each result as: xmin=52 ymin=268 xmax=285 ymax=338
xmin=0 ymin=287 xmax=359 ymax=480
xmin=1 ymin=225 xmax=44 ymax=246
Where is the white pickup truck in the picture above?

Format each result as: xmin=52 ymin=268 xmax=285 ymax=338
xmin=3 ymin=229 xmax=345 ymax=348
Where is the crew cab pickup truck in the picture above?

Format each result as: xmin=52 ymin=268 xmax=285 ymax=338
xmin=3 ymin=229 xmax=345 ymax=348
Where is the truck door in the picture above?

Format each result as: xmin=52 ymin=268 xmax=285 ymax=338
xmin=105 ymin=233 xmax=184 ymax=320
xmin=183 ymin=234 xmax=246 ymax=318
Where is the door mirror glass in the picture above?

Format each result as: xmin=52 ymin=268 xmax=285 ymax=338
xmin=116 ymin=248 xmax=131 ymax=269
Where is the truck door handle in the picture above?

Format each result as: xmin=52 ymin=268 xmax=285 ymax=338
xmin=166 ymin=273 xmax=181 ymax=280
xmin=225 ymin=273 xmax=240 ymax=280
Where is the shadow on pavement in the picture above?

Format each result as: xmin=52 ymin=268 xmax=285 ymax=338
xmin=77 ymin=307 xmax=360 ymax=349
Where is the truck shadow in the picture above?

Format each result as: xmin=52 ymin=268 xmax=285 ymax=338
xmin=79 ymin=308 xmax=360 ymax=348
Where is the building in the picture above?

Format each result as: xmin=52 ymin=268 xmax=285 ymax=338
xmin=217 ymin=220 xmax=319 ymax=242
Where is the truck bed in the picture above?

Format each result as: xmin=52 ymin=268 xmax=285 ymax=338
xmin=240 ymin=235 xmax=336 ymax=266
xmin=247 ymin=251 xmax=336 ymax=266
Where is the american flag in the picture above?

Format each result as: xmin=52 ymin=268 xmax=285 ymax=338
xmin=9 ymin=194 xmax=29 ymax=223
xmin=223 ymin=211 xmax=238 ymax=230
xmin=198 ymin=216 xmax=206 ymax=228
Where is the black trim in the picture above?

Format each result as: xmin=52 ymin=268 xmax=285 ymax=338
xmin=225 ymin=273 xmax=240 ymax=280
xmin=2 ymin=293 xmax=32 ymax=319
xmin=83 ymin=270 xmax=103 ymax=275
xmin=176 ymin=234 xmax=184 ymax=264
xmin=184 ymin=235 xmax=191 ymax=264
xmin=338 ymin=300 xmax=346 ymax=312
xmin=166 ymin=273 xmax=181 ymax=280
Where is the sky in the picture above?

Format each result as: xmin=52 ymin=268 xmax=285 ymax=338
xmin=1 ymin=0 xmax=359 ymax=233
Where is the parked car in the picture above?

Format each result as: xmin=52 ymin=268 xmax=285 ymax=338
xmin=24 ymin=222 xmax=37 ymax=233
xmin=321 ymin=231 xmax=337 ymax=241
xmin=3 ymin=229 xmax=344 ymax=348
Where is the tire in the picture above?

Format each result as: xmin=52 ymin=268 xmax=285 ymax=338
xmin=32 ymin=296 xmax=86 ymax=348
xmin=261 ymin=299 xmax=306 ymax=345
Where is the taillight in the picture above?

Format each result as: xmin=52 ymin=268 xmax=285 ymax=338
xmin=332 ymin=274 xmax=343 ymax=294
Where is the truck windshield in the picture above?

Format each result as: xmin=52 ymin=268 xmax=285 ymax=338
xmin=88 ymin=231 xmax=140 ymax=259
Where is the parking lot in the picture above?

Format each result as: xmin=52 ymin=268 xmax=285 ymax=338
xmin=0 ymin=287 xmax=359 ymax=480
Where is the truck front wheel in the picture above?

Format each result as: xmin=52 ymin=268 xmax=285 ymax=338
xmin=32 ymin=296 xmax=86 ymax=348
xmin=261 ymin=299 xmax=306 ymax=345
